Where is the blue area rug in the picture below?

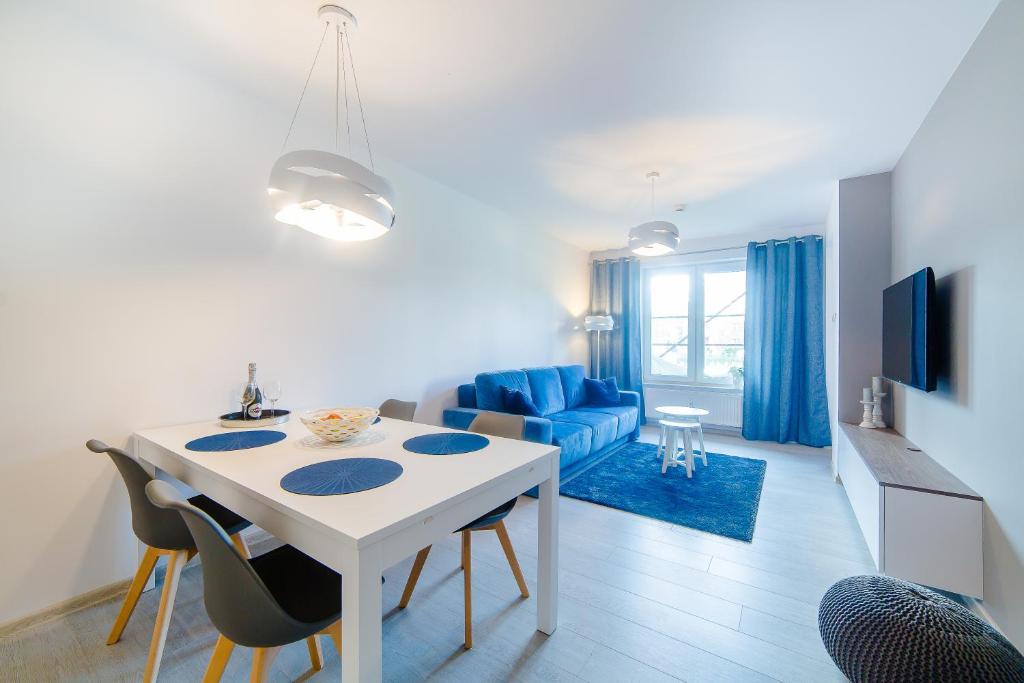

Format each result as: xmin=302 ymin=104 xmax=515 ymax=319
xmin=558 ymin=441 xmax=767 ymax=542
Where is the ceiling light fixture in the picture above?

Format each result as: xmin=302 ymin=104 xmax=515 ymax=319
xmin=268 ymin=5 xmax=395 ymax=241
xmin=628 ymin=171 xmax=680 ymax=256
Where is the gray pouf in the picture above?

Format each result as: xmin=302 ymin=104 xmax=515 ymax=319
xmin=818 ymin=575 xmax=1024 ymax=682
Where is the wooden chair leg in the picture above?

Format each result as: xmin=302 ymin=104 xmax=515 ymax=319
xmin=106 ymin=546 xmax=161 ymax=645
xmin=306 ymin=635 xmax=324 ymax=671
xmin=229 ymin=532 xmax=250 ymax=559
xmin=462 ymin=530 xmax=472 ymax=649
xmin=250 ymin=646 xmax=281 ymax=683
xmin=319 ymin=620 xmax=342 ymax=655
xmin=493 ymin=521 xmax=530 ymax=598
xmin=202 ymin=635 xmax=236 ymax=683
xmin=143 ymin=549 xmax=187 ymax=683
xmin=398 ymin=546 xmax=431 ymax=608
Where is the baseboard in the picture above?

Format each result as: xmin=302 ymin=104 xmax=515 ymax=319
xmin=0 ymin=579 xmax=130 ymax=639
xmin=962 ymin=596 xmax=1007 ymax=638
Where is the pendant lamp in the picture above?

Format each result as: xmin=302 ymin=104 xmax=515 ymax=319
xmin=268 ymin=5 xmax=395 ymax=241
xmin=628 ymin=171 xmax=679 ymax=256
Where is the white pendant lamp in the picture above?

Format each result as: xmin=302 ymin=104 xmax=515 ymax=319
xmin=268 ymin=5 xmax=395 ymax=241
xmin=628 ymin=171 xmax=679 ymax=256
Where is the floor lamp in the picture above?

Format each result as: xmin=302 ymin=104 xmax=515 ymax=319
xmin=584 ymin=315 xmax=614 ymax=378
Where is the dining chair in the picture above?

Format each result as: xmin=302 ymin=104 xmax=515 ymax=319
xmin=144 ymin=480 xmax=342 ymax=683
xmin=87 ymin=440 xmax=252 ymax=682
xmin=398 ymin=412 xmax=530 ymax=649
xmin=378 ymin=398 xmax=417 ymax=421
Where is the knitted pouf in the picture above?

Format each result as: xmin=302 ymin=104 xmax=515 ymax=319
xmin=818 ymin=575 xmax=1024 ymax=682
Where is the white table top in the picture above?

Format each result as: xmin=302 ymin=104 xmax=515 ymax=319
xmin=656 ymin=405 xmax=710 ymax=418
xmin=133 ymin=416 xmax=558 ymax=550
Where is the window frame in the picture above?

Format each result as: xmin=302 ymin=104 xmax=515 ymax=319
xmin=642 ymin=258 xmax=746 ymax=389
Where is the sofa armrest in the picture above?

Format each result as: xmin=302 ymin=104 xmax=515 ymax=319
xmin=442 ymin=407 xmax=553 ymax=444
xmin=618 ymin=390 xmax=643 ymax=438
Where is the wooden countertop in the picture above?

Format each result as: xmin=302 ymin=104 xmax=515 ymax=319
xmin=839 ymin=422 xmax=981 ymax=501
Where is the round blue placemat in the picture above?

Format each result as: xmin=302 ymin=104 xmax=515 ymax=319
xmin=186 ymin=430 xmax=287 ymax=452
xmin=281 ymin=458 xmax=403 ymax=495
xmin=403 ymin=433 xmax=489 ymax=455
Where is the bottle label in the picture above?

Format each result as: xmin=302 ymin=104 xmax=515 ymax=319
xmin=247 ymin=403 xmax=263 ymax=419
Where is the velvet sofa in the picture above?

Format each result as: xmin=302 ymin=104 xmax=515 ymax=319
xmin=442 ymin=364 xmax=641 ymax=487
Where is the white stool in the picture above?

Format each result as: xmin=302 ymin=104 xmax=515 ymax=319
xmin=657 ymin=418 xmax=707 ymax=478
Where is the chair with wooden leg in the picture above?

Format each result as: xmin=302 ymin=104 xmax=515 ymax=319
xmin=144 ymin=480 xmax=343 ymax=683
xmin=398 ymin=412 xmax=530 ymax=649
xmin=86 ymin=440 xmax=252 ymax=682
xmin=378 ymin=398 xmax=417 ymax=422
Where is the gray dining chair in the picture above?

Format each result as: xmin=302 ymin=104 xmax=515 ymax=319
xmin=398 ymin=412 xmax=529 ymax=649
xmin=86 ymin=439 xmax=251 ymax=683
xmin=378 ymin=398 xmax=417 ymax=421
xmin=144 ymin=480 xmax=342 ymax=682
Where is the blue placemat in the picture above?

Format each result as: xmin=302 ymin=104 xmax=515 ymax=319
xmin=186 ymin=430 xmax=287 ymax=452
xmin=403 ymin=433 xmax=489 ymax=455
xmin=281 ymin=458 xmax=403 ymax=495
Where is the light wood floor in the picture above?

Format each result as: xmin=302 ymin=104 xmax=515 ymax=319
xmin=0 ymin=428 xmax=872 ymax=681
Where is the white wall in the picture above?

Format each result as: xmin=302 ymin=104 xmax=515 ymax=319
xmin=836 ymin=173 xmax=893 ymax=425
xmin=891 ymin=0 xmax=1024 ymax=646
xmin=824 ymin=182 xmax=840 ymax=468
xmin=0 ymin=4 xmax=589 ymax=625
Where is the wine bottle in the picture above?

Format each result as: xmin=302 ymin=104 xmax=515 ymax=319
xmin=241 ymin=362 xmax=263 ymax=420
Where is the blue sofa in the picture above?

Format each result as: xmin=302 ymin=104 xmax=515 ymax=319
xmin=442 ymin=365 xmax=641 ymax=486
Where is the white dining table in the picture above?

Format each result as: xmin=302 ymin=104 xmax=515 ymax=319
xmin=131 ymin=416 xmax=561 ymax=682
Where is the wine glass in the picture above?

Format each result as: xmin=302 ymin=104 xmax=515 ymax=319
xmin=264 ymin=380 xmax=282 ymax=415
xmin=240 ymin=382 xmax=255 ymax=420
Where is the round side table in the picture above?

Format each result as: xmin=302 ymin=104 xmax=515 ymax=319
xmin=655 ymin=406 xmax=710 ymax=477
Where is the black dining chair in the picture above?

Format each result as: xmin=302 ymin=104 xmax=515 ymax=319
xmin=378 ymin=398 xmax=417 ymax=421
xmin=144 ymin=480 xmax=343 ymax=682
xmin=398 ymin=412 xmax=530 ymax=649
xmin=87 ymin=439 xmax=252 ymax=682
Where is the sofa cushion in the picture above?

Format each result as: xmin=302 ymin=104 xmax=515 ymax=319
xmin=557 ymin=365 xmax=587 ymax=409
xmin=549 ymin=410 xmax=618 ymax=452
xmin=584 ymin=376 xmax=621 ymax=406
xmin=475 ymin=370 xmax=531 ymax=412
xmin=501 ymin=387 xmax=541 ymax=417
xmin=577 ymin=405 xmax=638 ymax=440
xmin=525 ymin=367 xmax=566 ymax=416
xmin=550 ymin=421 xmax=593 ymax=469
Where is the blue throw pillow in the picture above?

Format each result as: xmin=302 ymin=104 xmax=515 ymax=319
xmin=584 ymin=377 xmax=621 ymax=406
xmin=501 ymin=386 xmax=541 ymax=417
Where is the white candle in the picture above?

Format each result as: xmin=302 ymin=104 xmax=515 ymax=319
xmin=863 ymin=387 xmax=873 ymax=403
xmin=872 ymin=376 xmax=884 ymax=395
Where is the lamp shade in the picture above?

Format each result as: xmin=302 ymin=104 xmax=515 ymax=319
xmin=628 ymin=220 xmax=680 ymax=256
xmin=268 ymin=149 xmax=395 ymax=241
xmin=584 ymin=315 xmax=614 ymax=331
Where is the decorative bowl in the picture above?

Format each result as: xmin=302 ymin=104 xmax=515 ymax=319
xmin=300 ymin=407 xmax=379 ymax=442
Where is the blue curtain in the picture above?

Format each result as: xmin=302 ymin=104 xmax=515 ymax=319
xmin=742 ymin=236 xmax=831 ymax=447
xmin=591 ymin=258 xmax=645 ymax=422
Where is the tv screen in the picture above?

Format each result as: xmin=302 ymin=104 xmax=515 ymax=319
xmin=882 ymin=267 xmax=937 ymax=392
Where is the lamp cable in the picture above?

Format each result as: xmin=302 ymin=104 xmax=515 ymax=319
xmin=281 ymin=22 xmax=330 ymax=154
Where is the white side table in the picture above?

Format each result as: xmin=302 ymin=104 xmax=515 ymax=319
xmin=655 ymin=406 xmax=710 ymax=478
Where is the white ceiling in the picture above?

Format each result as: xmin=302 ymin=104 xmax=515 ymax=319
xmin=89 ymin=0 xmax=998 ymax=251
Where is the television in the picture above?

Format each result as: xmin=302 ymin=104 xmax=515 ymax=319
xmin=882 ymin=267 xmax=937 ymax=392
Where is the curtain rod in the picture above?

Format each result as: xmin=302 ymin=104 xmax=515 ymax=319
xmin=593 ymin=235 xmax=823 ymax=262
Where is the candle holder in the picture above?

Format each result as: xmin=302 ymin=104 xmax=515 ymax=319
xmin=872 ymin=392 xmax=888 ymax=428
xmin=859 ymin=400 xmax=879 ymax=428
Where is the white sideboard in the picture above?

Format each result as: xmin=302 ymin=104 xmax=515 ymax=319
xmin=836 ymin=422 xmax=983 ymax=598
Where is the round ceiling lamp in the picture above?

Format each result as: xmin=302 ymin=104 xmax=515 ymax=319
xmin=628 ymin=171 xmax=680 ymax=256
xmin=268 ymin=5 xmax=395 ymax=241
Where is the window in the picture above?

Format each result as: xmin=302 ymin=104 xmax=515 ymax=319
xmin=643 ymin=261 xmax=746 ymax=386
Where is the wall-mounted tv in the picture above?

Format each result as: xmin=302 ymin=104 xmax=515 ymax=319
xmin=882 ymin=267 xmax=937 ymax=392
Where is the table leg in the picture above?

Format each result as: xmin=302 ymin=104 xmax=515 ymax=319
xmin=537 ymin=454 xmax=559 ymax=635
xmin=342 ymin=545 xmax=383 ymax=682
xmin=683 ymin=429 xmax=693 ymax=478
